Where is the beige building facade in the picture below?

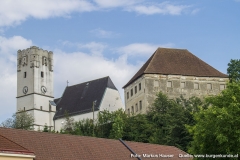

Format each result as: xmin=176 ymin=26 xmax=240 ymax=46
xmin=123 ymin=48 xmax=228 ymax=115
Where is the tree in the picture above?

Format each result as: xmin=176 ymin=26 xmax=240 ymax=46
xmin=62 ymin=111 xmax=75 ymax=133
xmin=188 ymin=82 xmax=240 ymax=159
xmin=0 ymin=111 xmax=34 ymax=130
xmin=227 ymin=59 xmax=240 ymax=82
xmin=147 ymin=92 xmax=202 ymax=151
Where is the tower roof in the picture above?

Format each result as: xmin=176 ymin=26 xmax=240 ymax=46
xmin=123 ymin=48 xmax=228 ymax=88
xmin=54 ymin=76 xmax=117 ymax=120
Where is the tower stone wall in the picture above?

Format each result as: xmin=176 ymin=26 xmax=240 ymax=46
xmin=16 ymin=46 xmax=55 ymax=130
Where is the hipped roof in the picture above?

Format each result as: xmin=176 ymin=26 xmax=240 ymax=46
xmin=123 ymin=48 xmax=228 ymax=88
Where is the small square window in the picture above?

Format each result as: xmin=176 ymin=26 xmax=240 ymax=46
xmin=135 ymin=86 xmax=137 ymax=94
xmin=194 ymin=83 xmax=199 ymax=89
xmin=131 ymin=89 xmax=133 ymax=96
xmin=207 ymin=83 xmax=212 ymax=90
xmin=167 ymin=81 xmax=172 ymax=88
xmin=220 ymin=84 xmax=225 ymax=90
xmin=139 ymin=83 xmax=141 ymax=91
xmin=181 ymin=82 xmax=185 ymax=88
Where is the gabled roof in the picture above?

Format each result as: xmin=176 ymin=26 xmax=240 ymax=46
xmin=0 ymin=127 xmax=191 ymax=160
xmin=123 ymin=48 xmax=228 ymax=88
xmin=54 ymin=76 xmax=117 ymax=120
xmin=0 ymin=134 xmax=35 ymax=156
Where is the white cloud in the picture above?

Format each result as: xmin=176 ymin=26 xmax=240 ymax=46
xmin=93 ymin=0 xmax=141 ymax=8
xmin=53 ymin=49 xmax=139 ymax=104
xmin=0 ymin=0 xmax=96 ymax=27
xmin=90 ymin=28 xmax=120 ymax=38
xmin=127 ymin=2 xmax=191 ymax=15
xmin=0 ymin=1 xmax=197 ymax=27
xmin=117 ymin=43 xmax=174 ymax=57
xmin=0 ymin=36 xmax=33 ymax=122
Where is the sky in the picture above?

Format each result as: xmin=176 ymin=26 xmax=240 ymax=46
xmin=0 ymin=0 xmax=240 ymax=123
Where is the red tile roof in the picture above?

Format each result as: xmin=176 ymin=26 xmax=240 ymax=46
xmin=123 ymin=48 xmax=228 ymax=88
xmin=0 ymin=134 xmax=35 ymax=156
xmin=0 ymin=127 xmax=191 ymax=160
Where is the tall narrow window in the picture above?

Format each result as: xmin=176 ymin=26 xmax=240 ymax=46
xmin=128 ymin=108 xmax=130 ymax=115
xmin=135 ymin=86 xmax=137 ymax=94
xmin=40 ymin=106 xmax=42 ymax=110
xmin=131 ymin=106 xmax=134 ymax=114
xmin=135 ymin=103 xmax=138 ymax=112
xmin=41 ymin=71 xmax=44 ymax=78
xmin=24 ymin=72 xmax=27 ymax=78
xmin=131 ymin=89 xmax=133 ymax=96
xmin=127 ymin=92 xmax=129 ymax=99
xmin=49 ymin=105 xmax=51 ymax=111
xmin=139 ymin=101 xmax=142 ymax=110
xmin=139 ymin=83 xmax=141 ymax=91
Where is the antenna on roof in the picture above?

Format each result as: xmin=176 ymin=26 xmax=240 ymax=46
xmin=67 ymin=80 xmax=69 ymax=86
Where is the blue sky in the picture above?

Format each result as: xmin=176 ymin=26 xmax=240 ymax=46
xmin=0 ymin=0 xmax=240 ymax=123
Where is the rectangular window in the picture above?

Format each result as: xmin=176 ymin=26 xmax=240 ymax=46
xmin=181 ymin=82 xmax=185 ymax=88
xmin=127 ymin=92 xmax=129 ymax=99
xmin=207 ymin=83 xmax=212 ymax=90
xmin=135 ymin=86 xmax=137 ymax=94
xmin=135 ymin=103 xmax=138 ymax=112
xmin=194 ymin=83 xmax=199 ymax=89
xmin=131 ymin=89 xmax=133 ymax=96
xmin=220 ymin=84 xmax=225 ymax=90
xmin=24 ymin=72 xmax=27 ymax=78
xmin=154 ymin=80 xmax=159 ymax=87
xmin=41 ymin=71 xmax=44 ymax=78
xmin=49 ymin=105 xmax=51 ymax=111
xmin=128 ymin=108 xmax=130 ymax=115
xmin=139 ymin=101 xmax=142 ymax=110
xmin=131 ymin=106 xmax=134 ymax=114
xmin=167 ymin=81 xmax=172 ymax=88
xmin=139 ymin=83 xmax=141 ymax=91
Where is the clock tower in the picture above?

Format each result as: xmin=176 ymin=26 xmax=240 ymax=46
xmin=16 ymin=46 xmax=55 ymax=130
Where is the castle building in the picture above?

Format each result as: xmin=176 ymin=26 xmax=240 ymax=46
xmin=16 ymin=46 xmax=55 ymax=130
xmin=123 ymin=48 xmax=229 ymax=115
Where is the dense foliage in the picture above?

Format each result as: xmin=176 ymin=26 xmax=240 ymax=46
xmin=61 ymin=95 xmax=202 ymax=152
xmin=227 ymin=59 xmax=240 ymax=82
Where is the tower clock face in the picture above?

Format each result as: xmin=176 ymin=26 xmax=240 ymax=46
xmin=23 ymin=86 xmax=28 ymax=94
xmin=41 ymin=86 xmax=47 ymax=94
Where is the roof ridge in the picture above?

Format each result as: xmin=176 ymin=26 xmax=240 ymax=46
xmin=68 ymin=76 xmax=109 ymax=87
